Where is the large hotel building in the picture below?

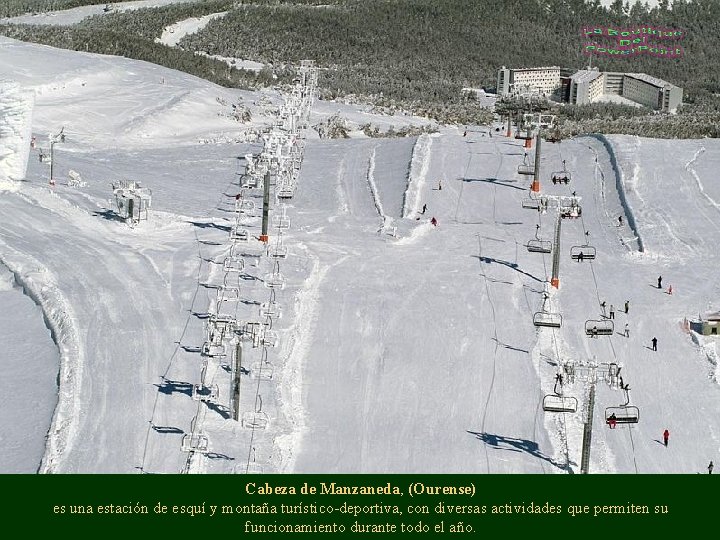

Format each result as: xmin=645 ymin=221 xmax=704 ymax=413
xmin=496 ymin=66 xmax=683 ymax=113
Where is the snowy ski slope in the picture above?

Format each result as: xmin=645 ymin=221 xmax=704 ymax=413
xmin=0 ymin=36 xmax=718 ymax=474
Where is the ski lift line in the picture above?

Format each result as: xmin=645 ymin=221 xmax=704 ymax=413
xmin=176 ymin=170 xmax=260 ymax=472
xmin=140 ymin=219 xmax=214 ymax=473
xmin=574 ymin=188 xmax=639 ymax=474
xmin=478 ymin=232 xmax=550 ymax=474
xmin=476 ymin=234 xmax=501 ymax=474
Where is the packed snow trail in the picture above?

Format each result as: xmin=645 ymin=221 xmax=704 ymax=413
xmin=291 ymin=131 xmax=558 ymax=472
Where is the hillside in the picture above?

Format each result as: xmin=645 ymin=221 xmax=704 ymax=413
xmin=4 ymin=0 xmax=720 ymax=132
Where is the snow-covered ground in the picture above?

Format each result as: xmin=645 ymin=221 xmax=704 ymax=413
xmin=1 ymin=0 xmax=199 ymax=27
xmin=0 ymin=266 xmax=59 ymax=473
xmin=1 ymin=35 xmax=718 ymax=474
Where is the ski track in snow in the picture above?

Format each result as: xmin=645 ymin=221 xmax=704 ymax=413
xmin=685 ymin=147 xmax=720 ymax=213
xmin=275 ymin=249 xmax=350 ymax=473
xmin=402 ymin=133 xmax=432 ymax=218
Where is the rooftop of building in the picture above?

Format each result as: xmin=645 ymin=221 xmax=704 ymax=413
xmin=570 ymin=69 xmax=603 ymax=84
xmin=511 ymin=66 xmax=561 ymax=72
xmin=625 ymin=72 xmax=678 ymax=89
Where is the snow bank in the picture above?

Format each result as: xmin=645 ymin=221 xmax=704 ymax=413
xmin=0 ymin=242 xmax=83 ymax=473
xmin=585 ymin=134 xmax=645 ymax=252
xmin=0 ymin=81 xmax=34 ymax=181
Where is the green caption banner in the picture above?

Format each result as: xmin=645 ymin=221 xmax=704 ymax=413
xmin=1 ymin=474 xmax=714 ymax=536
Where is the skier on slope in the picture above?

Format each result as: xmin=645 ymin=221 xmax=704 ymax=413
xmin=430 ymin=217 xmax=437 ymax=227
xmin=663 ymin=429 xmax=670 ymax=447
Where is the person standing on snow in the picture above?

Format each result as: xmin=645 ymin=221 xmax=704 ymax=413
xmin=609 ymin=304 xmax=615 ymax=320
xmin=663 ymin=429 xmax=669 ymax=447
xmin=624 ymin=323 xmax=629 ymax=338
xmin=652 ymin=337 xmax=658 ymax=351
xmin=624 ymin=300 xmax=629 ymax=314
xmin=709 ymin=461 xmax=714 ymax=474
xmin=422 ymin=203 xmax=427 ymax=214
xmin=658 ymin=275 xmax=663 ymax=289
xmin=430 ymin=217 xmax=437 ymax=227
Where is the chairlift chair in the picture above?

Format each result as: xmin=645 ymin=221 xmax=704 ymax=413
xmin=260 ymin=329 xmax=279 ymax=348
xmin=230 ymin=226 xmax=249 ymax=242
xmin=606 ymin=384 xmax=639 ymax=425
xmin=551 ymin=171 xmax=571 ymax=184
xmin=533 ymin=311 xmax=562 ymax=328
xmin=272 ymin=215 xmax=291 ymax=230
xmin=218 ymin=283 xmax=241 ymax=302
xmin=270 ymin=242 xmax=288 ymax=259
xmin=542 ymin=373 xmax=577 ymax=413
xmin=543 ymin=394 xmax=578 ymax=413
xmin=235 ymin=198 xmax=255 ymax=213
xmin=260 ymin=301 xmax=282 ymax=320
xmin=517 ymin=154 xmax=535 ymax=175
xmin=250 ymin=361 xmax=275 ymax=380
xmin=264 ymin=271 xmax=286 ymax=290
xmin=242 ymin=411 xmax=269 ymax=430
xmin=526 ymin=225 xmax=552 ymax=253
xmin=181 ymin=433 xmax=209 ymax=453
xmin=206 ymin=325 xmax=224 ymax=346
xmin=527 ymin=239 xmax=552 ymax=254
xmin=192 ymin=383 xmax=219 ymax=402
xmin=570 ymin=245 xmax=596 ymax=261
xmin=518 ymin=164 xmax=534 ymax=175
xmin=560 ymin=202 xmax=582 ymax=219
xmin=208 ymin=314 xmax=236 ymax=335
xmin=522 ymin=197 xmax=540 ymax=210
xmin=201 ymin=341 xmax=227 ymax=358
xmin=585 ymin=319 xmax=614 ymax=336
xmin=605 ymin=406 xmax=639 ymax=425
xmin=240 ymin=175 xmax=259 ymax=189
xmin=253 ymin=328 xmax=279 ymax=348
xmin=223 ymin=256 xmax=245 ymax=273
xmin=242 ymin=411 xmax=269 ymax=429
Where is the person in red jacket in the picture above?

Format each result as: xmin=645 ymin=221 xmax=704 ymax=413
xmin=430 ymin=217 xmax=437 ymax=227
xmin=663 ymin=429 xmax=669 ymax=447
